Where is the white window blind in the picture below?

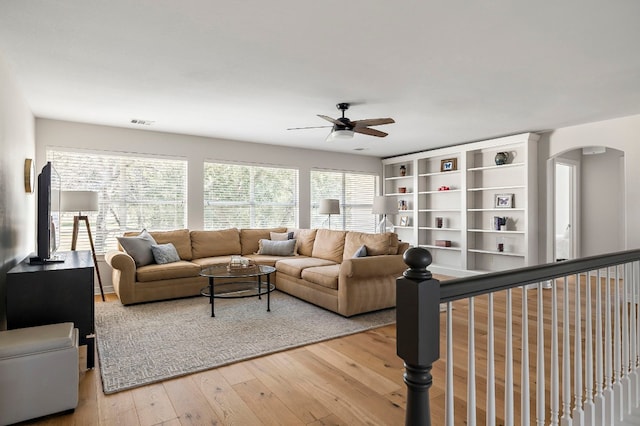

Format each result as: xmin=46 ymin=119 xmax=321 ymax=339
xmin=310 ymin=170 xmax=378 ymax=232
xmin=47 ymin=150 xmax=187 ymax=253
xmin=204 ymin=162 xmax=298 ymax=229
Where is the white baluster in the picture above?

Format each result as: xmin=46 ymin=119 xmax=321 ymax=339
xmin=468 ymin=297 xmax=476 ymax=426
xmin=630 ymin=261 xmax=638 ymax=409
xmin=614 ymin=264 xmax=624 ymax=421
xmin=505 ymin=289 xmax=514 ymax=426
xmin=561 ymin=276 xmax=573 ymax=426
xmin=573 ymin=273 xmax=585 ymax=423
xmin=622 ymin=263 xmax=631 ymax=415
xmin=551 ymin=278 xmax=560 ymax=426
xmin=537 ymin=282 xmax=545 ymax=426
xmin=446 ymin=302 xmax=454 ymax=426
xmin=522 ymin=286 xmax=531 ymax=426
xmin=486 ymin=293 xmax=495 ymax=426
xmin=584 ymin=271 xmax=595 ymax=424
xmin=636 ymin=262 xmax=640 ymax=407
xmin=604 ymin=266 xmax=615 ymax=425
xmin=594 ymin=269 xmax=605 ymax=425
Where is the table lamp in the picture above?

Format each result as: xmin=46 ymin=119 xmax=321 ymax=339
xmin=372 ymin=195 xmax=398 ymax=233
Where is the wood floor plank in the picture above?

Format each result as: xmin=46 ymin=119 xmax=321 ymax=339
xmin=289 ymin=349 xmax=406 ymax=425
xmin=192 ymin=368 xmax=263 ymax=425
xmin=98 ymin=387 xmax=139 ymax=425
xmin=162 ymin=375 xmax=224 ymax=425
xmin=244 ymin=354 xmax=333 ymax=424
xmin=131 ymin=382 xmax=178 ymax=426
xmin=305 ymin=343 xmax=401 ymax=395
xmin=232 ymin=378 xmax=304 ymax=425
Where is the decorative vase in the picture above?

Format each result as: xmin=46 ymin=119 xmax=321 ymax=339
xmin=495 ymin=152 xmax=509 ymax=165
xmin=400 ymin=165 xmax=407 ymax=176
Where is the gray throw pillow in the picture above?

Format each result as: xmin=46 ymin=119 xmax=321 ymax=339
xmin=353 ymin=245 xmax=368 ymax=258
xmin=151 ymin=243 xmax=180 ymax=264
xmin=116 ymin=229 xmax=157 ymax=267
xmin=257 ymin=239 xmax=297 ymax=256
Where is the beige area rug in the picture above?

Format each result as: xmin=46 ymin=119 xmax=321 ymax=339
xmin=95 ymin=291 xmax=396 ymax=394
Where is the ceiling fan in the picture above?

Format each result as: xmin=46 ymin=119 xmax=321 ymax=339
xmin=287 ymin=103 xmax=395 ymax=141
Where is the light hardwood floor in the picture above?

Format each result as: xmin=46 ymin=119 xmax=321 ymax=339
xmin=19 ymin=275 xmax=618 ymax=425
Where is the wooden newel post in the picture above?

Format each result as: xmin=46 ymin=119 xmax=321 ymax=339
xmin=396 ymin=247 xmax=440 ymax=426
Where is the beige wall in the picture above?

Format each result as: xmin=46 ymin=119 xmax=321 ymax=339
xmin=538 ymin=113 xmax=640 ymax=261
xmin=36 ymin=118 xmax=383 ymax=230
xmin=0 ymin=55 xmax=36 ymax=327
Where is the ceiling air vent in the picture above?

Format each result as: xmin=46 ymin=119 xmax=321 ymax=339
xmin=130 ymin=119 xmax=154 ymax=126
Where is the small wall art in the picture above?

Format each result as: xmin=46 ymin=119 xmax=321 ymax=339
xmin=495 ymin=193 xmax=514 ymax=208
xmin=440 ymin=158 xmax=457 ymax=172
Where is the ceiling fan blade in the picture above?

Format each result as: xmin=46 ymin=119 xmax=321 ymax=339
xmin=317 ymin=114 xmax=344 ymax=126
xmin=287 ymin=125 xmax=332 ymax=130
xmin=354 ymin=127 xmax=388 ymax=137
xmin=352 ymin=118 xmax=395 ymax=128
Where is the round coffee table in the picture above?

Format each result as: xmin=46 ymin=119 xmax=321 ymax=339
xmin=199 ymin=264 xmax=276 ymax=317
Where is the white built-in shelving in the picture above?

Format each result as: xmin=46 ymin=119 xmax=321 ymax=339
xmin=382 ymin=132 xmax=539 ymax=276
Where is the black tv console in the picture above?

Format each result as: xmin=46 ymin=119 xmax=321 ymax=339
xmin=6 ymin=250 xmax=95 ymax=369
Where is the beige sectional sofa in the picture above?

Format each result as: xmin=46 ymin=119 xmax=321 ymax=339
xmin=105 ymin=227 xmax=409 ymax=317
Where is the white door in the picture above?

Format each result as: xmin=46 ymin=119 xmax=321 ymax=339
xmin=554 ymin=160 xmax=578 ymax=260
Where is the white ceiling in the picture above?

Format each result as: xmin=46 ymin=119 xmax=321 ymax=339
xmin=1 ymin=1 xmax=639 ymax=158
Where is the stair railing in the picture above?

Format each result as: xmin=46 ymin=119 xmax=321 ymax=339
xmin=396 ymin=247 xmax=640 ymax=425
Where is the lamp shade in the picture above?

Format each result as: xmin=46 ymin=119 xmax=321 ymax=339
xmin=372 ymin=195 xmax=398 ymax=215
xmin=319 ymin=199 xmax=340 ymax=215
xmin=60 ymin=191 xmax=99 ymax=213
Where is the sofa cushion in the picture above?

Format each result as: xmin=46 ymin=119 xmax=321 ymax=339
xmin=117 ymin=229 xmax=157 ymax=267
xmin=151 ymin=243 xmax=181 ymax=264
xmin=191 ymin=256 xmax=235 ymax=269
xmin=288 ymin=228 xmax=317 ymax=257
xmin=301 ymin=265 xmax=340 ymax=290
xmin=245 ymin=254 xmax=294 ymax=267
xmin=136 ymin=261 xmax=202 ymax=282
xmin=150 ymin=229 xmax=193 ymax=260
xmin=275 ymin=257 xmax=336 ymax=279
xmin=191 ymin=228 xmax=241 ymax=259
xmin=270 ymin=231 xmax=294 ymax=241
xmin=257 ymin=239 xmax=297 ymax=256
xmin=240 ymin=228 xmax=287 ymax=255
xmin=312 ymin=229 xmax=347 ymax=263
xmin=343 ymin=231 xmax=399 ymax=261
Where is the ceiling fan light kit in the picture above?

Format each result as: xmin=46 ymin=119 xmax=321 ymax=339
xmin=289 ymin=102 xmax=395 ymax=142
xmin=326 ymin=129 xmax=354 ymax=142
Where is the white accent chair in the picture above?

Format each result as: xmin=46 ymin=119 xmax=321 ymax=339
xmin=0 ymin=322 xmax=79 ymax=426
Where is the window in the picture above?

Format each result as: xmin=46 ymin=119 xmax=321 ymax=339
xmin=310 ymin=170 xmax=378 ymax=232
xmin=204 ymin=162 xmax=298 ymax=229
xmin=47 ymin=150 xmax=187 ymax=253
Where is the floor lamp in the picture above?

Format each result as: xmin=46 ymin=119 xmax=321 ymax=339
xmin=60 ymin=191 xmax=105 ymax=301
xmin=319 ymin=199 xmax=340 ymax=229
xmin=372 ymin=195 xmax=398 ymax=233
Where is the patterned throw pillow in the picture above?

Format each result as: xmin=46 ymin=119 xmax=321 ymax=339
xmin=117 ymin=229 xmax=157 ymax=266
xmin=257 ymin=239 xmax=297 ymax=256
xmin=151 ymin=243 xmax=181 ymax=264
xmin=353 ymin=245 xmax=368 ymax=258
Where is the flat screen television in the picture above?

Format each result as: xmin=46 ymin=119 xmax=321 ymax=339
xmin=30 ymin=161 xmax=64 ymax=264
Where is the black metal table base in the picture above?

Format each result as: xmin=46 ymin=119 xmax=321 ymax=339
xmin=201 ymin=274 xmax=274 ymax=317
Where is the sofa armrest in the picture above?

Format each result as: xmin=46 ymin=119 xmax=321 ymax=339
xmin=340 ymin=255 xmax=407 ymax=279
xmin=104 ymin=250 xmax=136 ymax=304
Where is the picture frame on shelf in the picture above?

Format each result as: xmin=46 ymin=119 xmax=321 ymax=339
xmin=495 ymin=193 xmax=514 ymax=208
xmin=400 ymin=216 xmax=409 ymax=226
xmin=440 ymin=158 xmax=457 ymax=172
